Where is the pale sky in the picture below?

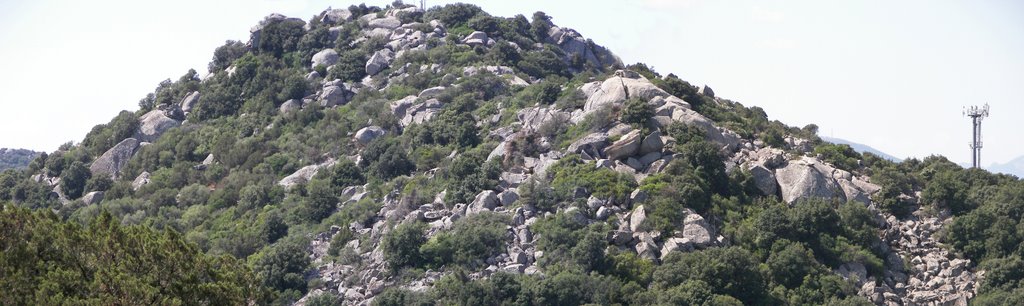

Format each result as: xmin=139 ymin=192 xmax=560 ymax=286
xmin=1 ymin=0 xmax=1021 ymax=167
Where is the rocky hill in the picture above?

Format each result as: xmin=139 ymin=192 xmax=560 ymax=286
xmin=0 ymin=148 xmax=40 ymax=171
xmin=2 ymin=3 xmax=1022 ymax=306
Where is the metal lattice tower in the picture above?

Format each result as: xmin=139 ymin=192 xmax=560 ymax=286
xmin=964 ymin=104 xmax=990 ymax=168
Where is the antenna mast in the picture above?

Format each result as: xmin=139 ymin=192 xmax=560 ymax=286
xmin=421 ymin=0 xmax=426 ymax=10
xmin=964 ymin=104 xmax=990 ymax=168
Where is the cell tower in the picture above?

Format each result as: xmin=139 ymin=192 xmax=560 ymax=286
xmin=964 ymin=104 xmax=990 ymax=168
xmin=420 ymin=0 xmax=426 ymax=10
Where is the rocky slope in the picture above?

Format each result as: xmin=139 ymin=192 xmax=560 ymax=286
xmin=5 ymin=3 xmax=992 ymax=306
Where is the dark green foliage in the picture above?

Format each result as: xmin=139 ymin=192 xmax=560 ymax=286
xmin=813 ymin=143 xmax=862 ymax=171
xmin=329 ymin=49 xmax=368 ymax=82
xmin=420 ymin=212 xmax=508 ymax=268
xmin=209 ymin=40 xmax=248 ymax=71
xmin=372 ymin=288 xmax=432 ymax=306
xmin=81 ymin=111 xmax=139 ymax=157
xmin=302 ymin=180 xmax=338 ymax=222
xmin=315 ymin=159 xmax=365 ymax=190
xmin=0 ymin=207 xmax=269 ymax=305
xmin=621 ymin=98 xmax=653 ymax=128
xmin=441 ymin=147 xmax=501 ymax=205
xmin=381 ymin=221 xmax=427 ymax=270
xmin=306 ymin=292 xmax=342 ymax=306
xmin=518 ymin=47 xmax=568 ymax=79
xmin=424 ymin=3 xmax=485 ymax=29
xmin=532 ymin=211 xmax=610 ymax=272
xmin=251 ymin=237 xmax=310 ymax=298
xmin=549 ymin=154 xmax=637 ymax=205
xmin=530 ymin=12 xmax=552 ymax=42
xmin=59 ymin=161 xmax=90 ymax=199
xmin=653 ymin=247 xmax=766 ymax=303
xmin=255 ymin=19 xmax=306 ymax=57
xmin=359 ymin=138 xmax=414 ymax=181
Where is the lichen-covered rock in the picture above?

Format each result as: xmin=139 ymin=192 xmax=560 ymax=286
xmin=354 ymin=126 xmax=386 ymax=146
xmin=179 ymin=91 xmax=200 ymax=113
xmin=136 ymin=109 xmax=181 ymax=143
xmin=90 ymin=138 xmax=140 ymax=179
xmin=311 ymin=49 xmax=339 ymax=69
xmin=603 ymin=130 xmax=642 ymax=161
xmin=82 ymin=191 xmax=104 ymax=205
xmin=279 ymin=160 xmax=336 ymax=189
xmin=365 ymin=49 xmax=394 ymax=76
xmin=319 ymin=85 xmax=352 ymax=107
xmin=775 ymin=157 xmax=845 ymax=204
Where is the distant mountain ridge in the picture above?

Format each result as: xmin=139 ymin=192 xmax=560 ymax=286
xmin=988 ymin=155 xmax=1024 ymax=177
xmin=0 ymin=148 xmax=40 ymax=171
xmin=821 ymin=136 xmax=901 ymax=161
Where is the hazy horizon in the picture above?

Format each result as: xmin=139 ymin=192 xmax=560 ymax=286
xmin=1 ymin=0 xmax=1021 ymax=167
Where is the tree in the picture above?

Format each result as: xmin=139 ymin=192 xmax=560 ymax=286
xmin=621 ymin=98 xmax=653 ymax=128
xmin=0 ymin=207 xmax=269 ymax=305
xmin=60 ymin=161 xmax=90 ymax=199
xmin=381 ymin=222 xmax=427 ymax=270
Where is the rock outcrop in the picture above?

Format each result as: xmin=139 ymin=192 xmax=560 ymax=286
xmin=136 ymin=109 xmax=181 ymax=143
xmin=90 ymin=138 xmax=141 ymax=179
xmin=311 ymin=49 xmax=340 ymax=69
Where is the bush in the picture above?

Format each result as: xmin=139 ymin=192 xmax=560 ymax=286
xmin=653 ymin=247 xmax=766 ymax=303
xmin=548 ymin=155 xmax=637 ymax=205
xmin=813 ymin=143 xmax=862 ymax=171
xmin=381 ymin=222 xmax=427 ymax=270
xmin=420 ymin=212 xmax=508 ymax=267
xmin=59 ymin=161 xmax=90 ymax=199
xmin=620 ymin=98 xmax=653 ymax=128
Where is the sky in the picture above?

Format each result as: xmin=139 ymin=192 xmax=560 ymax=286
xmin=0 ymin=0 xmax=1021 ymax=168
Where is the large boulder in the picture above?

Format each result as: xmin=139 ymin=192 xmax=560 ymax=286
xmin=748 ymin=164 xmax=779 ymax=197
xmin=419 ymin=86 xmax=445 ymax=99
xmin=82 ymin=191 xmax=104 ymax=205
xmin=603 ymin=130 xmax=642 ymax=160
xmin=320 ymin=8 xmax=352 ymax=24
xmin=698 ymin=84 xmax=715 ymax=98
xmin=311 ymin=49 xmax=339 ymax=69
xmin=583 ymin=70 xmax=676 ymax=114
xmin=179 ymin=91 xmax=200 ymax=113
xmin=136 ymin=109 xmax=181 ymax=143
xmin=567 ymin=133 xmax=609 ymax=158
xmin=462 ymin=31 xmax=488 ymax=46
xmin=517 ymin=107 xmax=565 ymax=133
xmin=279 ymin=160 xmax=336 ymax=189
xmin=775 ymin=157 xmax=846 ymax=204
xmin=90 ymin=138 xmax=141 ymax=178
xmin=681 ymin=212 xmax=714 ymax=247
xmin=398 ymin=98 xmax=443 ymax=127
xmin=365 ymin=49 xmax=395 ymax=76
xmin=629 ymin=205 xmax=648 ymax=233
xmin=670 ymin=108 xmax=741 ymax=152
xmin=280 ymin=99 xmax=302 ymax=113
xmin=388 ymin=94 xmax=415 ymax=115
xmin=354 ymin=126 xmax=386 ymax=146
xmin=132 ymin=171 xmax=150 ymax=190
xmin=638 ymin=131 xmax=664 ymax=155
xmin=545 ymin=26 xmax=621 ymax=70
xmin=319 ymin=85 xmax=352 ymax=107
xmin=467 ymin=190 xmax=499 ymax=215
xmin=367 ymin=16 xmax=401 ymax=30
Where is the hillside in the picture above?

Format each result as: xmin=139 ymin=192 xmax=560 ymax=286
xmin=0 ymin=148 xmax=40 ymax=171
xmin=2 ymin=3 xmax=1022 ymax=306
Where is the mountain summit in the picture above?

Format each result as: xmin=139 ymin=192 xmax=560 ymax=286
xmin=2 ymin=3 xmax=1021 ymax=305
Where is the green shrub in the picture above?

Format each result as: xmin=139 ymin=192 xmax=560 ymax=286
xmin=420 ymin=212 xmax=508 ymax=268
xmin=549 ymin=155 xmax=637 ymax=204
xmin=381 ymin=222 xmax=428 ymax=270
